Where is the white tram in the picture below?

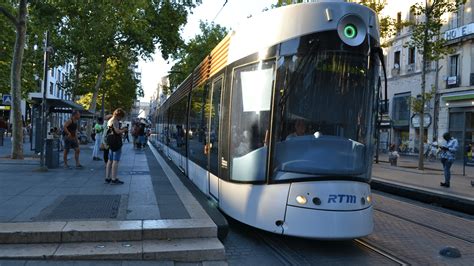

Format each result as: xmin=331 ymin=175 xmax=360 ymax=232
xmin=152 ymin=1 xmax=386 ymax=239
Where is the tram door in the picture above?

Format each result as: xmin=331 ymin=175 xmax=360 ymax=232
xmin=207 ymin=77 xmax=223 ymax=200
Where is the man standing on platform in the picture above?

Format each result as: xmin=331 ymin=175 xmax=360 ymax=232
xmin=439 ymin=132 xmax=458 ymax=188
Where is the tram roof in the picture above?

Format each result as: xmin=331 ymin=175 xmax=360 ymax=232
xmin=158 ymin=1 xmax=379 ymax=112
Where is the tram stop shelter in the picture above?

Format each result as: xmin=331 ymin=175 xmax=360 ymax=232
xmin=29 ymin=95 xmax=95 ymax=153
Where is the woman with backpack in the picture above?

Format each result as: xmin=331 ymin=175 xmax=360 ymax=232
xmin=105 ymin=108 xmax=128 ymax=185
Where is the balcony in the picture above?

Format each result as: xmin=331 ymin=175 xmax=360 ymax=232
xmin=446 ymin=75 xmax=460 ymax=88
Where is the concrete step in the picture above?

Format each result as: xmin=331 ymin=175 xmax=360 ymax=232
xmin=0 ymin=219 xmax=217 ymax=244
xmin=0 ymin=237 xmax=225 ymax=262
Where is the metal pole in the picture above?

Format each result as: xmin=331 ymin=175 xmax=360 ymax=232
xmin=39 ymin=31 xmax=50 ymax=169
xmin=101 ymin=91 xmax=105 ymax=118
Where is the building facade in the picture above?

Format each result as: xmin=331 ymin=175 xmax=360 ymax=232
xmin=382 ymin=0 xmax=474 ymax=155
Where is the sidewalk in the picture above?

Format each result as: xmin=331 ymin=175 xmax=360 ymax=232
xmin=372 ymin=153 xmax=474 ymax=214
xmin=0 ymin=142 xmax=225 ymax=262
xmin=0 ymin=135 xmax=36 ymax=159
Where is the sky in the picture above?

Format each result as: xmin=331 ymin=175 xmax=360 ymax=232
xmin=138 ymin=0 xmax=276 ymax=102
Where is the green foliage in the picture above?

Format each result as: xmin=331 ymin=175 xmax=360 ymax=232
xmin=0 ymin=0 xmax=197 ymax=114
xmin=410 ymin=86 xmax=436 ymax=114
xmin=168 ymin=21 xmax=228 ymax=92
xmin=0 ymin=4 xmax=15 ymax=94
xmin=404 ymin=0 xmax=465 ymax=61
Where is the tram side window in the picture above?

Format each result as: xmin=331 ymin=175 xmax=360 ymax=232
xmin=169 ymin=97 xmax=188 ymax=156
xmin=230 ymin=60 xmax=275 ymax=182
xmin=162 ymin=109 xmax=169 ymax=145
xmin=209 ymin=78 xmax=223 ymax=176
xmin=188 ymin=84 xmax=209 ymax=169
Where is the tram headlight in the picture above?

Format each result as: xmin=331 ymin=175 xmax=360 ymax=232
xmin=366 ymin=195 xmax=372 ymax=203
xmin=296 ymin=195 xmax=307 ymax=205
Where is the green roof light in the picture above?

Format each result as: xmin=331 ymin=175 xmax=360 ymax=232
xmin=344 ymin=24 xmax=357 ymax=39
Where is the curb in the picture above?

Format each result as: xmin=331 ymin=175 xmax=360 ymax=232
xmin=371 ymin=178 xmax=474 ymax=215
xmin=149 ymin=142 xmax=229 ymax=241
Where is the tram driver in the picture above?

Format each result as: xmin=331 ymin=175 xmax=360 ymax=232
xmin=286 ymin=119 xmax=307 ymax=140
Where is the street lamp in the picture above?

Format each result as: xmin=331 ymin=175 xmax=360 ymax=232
xmin=39 ymin=31 xmax=53 ymax=170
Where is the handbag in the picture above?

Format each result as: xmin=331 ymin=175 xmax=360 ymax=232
xmin=106 ymin=126 xmax=122 ymax=152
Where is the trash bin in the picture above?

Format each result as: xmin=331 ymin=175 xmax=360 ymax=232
xmin=0 ymin=129 xmax=4 ymax=146
xmin=46 ymin=138 xmax=59 ymax=168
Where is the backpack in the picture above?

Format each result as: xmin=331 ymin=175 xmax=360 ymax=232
xmin=106 ymin=126 xmax=122 ymax=152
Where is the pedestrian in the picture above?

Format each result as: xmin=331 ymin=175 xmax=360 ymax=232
xmin=138 ymin=122 xmax=146 ymax=149
xmin=123 ymin=124 xmax=130 ymax=143
xmin=388 ymin=144 xmax=399 ymax=166
xmin=92 ymin=117 xmax=104 ymax=161
xmin=63 ymin=110 xmax=83 ymax=169
xmin=101 ymin=114 xmax=112 ymax=164
xmin=105 ymin=108 xmax=128 ymax=184
xmin=439 ymin=132 xmax=458 ymax=188
xmin=132 ymin=122 xmax=139 ymax=148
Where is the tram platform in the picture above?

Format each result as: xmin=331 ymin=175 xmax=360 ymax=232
xmin=0 ymin=142 xmax=226 ymax=263
xmin=372 ymin=154 xmax=474 ymax=215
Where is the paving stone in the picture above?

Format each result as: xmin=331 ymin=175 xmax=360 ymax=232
xmin=0 ymin=221 xmax=66 ymax=244
xmin=0 ymin=243 xmax=58 ymax=259
xmin=54 ymin=241 xmax=142 ymax=260
xmin=142 ymin=238 xmax=225 ymax=261
xmin=143 ymin=219 xmax=215 ymax=240
xmin=61 ymin=220 xmax=142 ymax=242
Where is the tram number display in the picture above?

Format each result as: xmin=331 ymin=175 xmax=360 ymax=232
xmin=328 ymin=194 xmax=357 ymax=204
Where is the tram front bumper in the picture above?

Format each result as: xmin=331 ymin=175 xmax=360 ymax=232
xmin=282 ymin=205 xmax=373 ymax=239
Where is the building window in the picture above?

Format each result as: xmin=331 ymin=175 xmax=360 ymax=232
xmin=449 ymin=55 xmax=459 ymax=77
xmin=58 ymin=70 xmax=62 ymax=83
xmin=408 ymin=6 xmax=416 ymax=25
xmin=449 ymin=5 xmax=464 ymax=29
xmin=408 ymin=47 xmax=416 ymax=65
xmin=392 ymin=93 xmax=410 ymax=127
xmin=394 ymin=51 xmax=400 ymax=68
xmin=49 ymin=82 xmax=54 ymax=94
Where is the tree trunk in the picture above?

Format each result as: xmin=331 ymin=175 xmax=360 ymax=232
xmin=86 ymin=57 xmax=107 ymax=141
xmin=89 ymin=57 xmax=107 ymax=114
xmin=418 ymin=4 xmax=431 ymax=170
xmin=10 ymin=0 xmax=27 ymax=159
xmin=73 ymin=55 xmax=81 ymax=99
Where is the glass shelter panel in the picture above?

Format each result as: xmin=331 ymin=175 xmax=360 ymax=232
xmin=230 ymin=61 xmax=275 ymax=182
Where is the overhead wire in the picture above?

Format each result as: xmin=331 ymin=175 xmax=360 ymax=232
xmin=212 ymin=0 xmax=228 ymax=22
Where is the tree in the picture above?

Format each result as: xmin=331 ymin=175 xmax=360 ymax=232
xmin=0 ymin=0 xmax=27 ymax=159
xmin=168 ymin=21 xmax=228 ymax=91
xmin=357 ymin=0 xmax=399 ymax=47
xmin=405 ymin=0 xmax=465 ymax=170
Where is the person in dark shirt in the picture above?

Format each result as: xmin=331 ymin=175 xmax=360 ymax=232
xmin=63 ymin=110 xmax=82 ymax=169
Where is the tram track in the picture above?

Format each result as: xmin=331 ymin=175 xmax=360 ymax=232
xmin=374 ymin=208 xmax=474 ymax=244
xmin=354 ymin=239 xmax=408 ymax=266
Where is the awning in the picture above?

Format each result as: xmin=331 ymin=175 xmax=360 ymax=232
xmin=29 ymin=97 xmax=95 ymax=118
xmin=442 ymin=94 xmax=474 ymax=102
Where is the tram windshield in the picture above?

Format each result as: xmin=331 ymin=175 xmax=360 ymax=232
xmin=271 ymin=34 xmax=380 ymax=181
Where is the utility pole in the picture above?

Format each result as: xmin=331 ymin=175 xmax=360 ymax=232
xmin=39 ymin=31 xmax=51 ymax=170
xmin=101 ymin=91 xmax=105 ymax=118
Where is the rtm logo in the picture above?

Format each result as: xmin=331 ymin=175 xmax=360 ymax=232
xmin=328 ymin=194 xmax=357 ymax=204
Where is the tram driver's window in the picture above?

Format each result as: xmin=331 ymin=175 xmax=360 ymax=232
xmin=230 ymin=60 xmax=275 ymax=182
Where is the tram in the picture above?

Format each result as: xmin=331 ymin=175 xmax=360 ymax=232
xmin=151 ymin=1 xmax=386 ymax=239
